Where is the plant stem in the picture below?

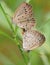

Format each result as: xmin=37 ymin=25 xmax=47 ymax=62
xmin=0 ymin=3 xmax=15 ymax=33
xmin=0 ymin=3 xmax=28 ymax=65
xmin=0 ymin=30 xmax=28 ymax=64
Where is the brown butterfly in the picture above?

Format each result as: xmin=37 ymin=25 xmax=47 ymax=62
xmin=12 ymin=2 xmax=45 ymax=51
xmin=12 ymin=2 xmax=36 ymax=31
xmin=23 ymin=30 xmax=45 ymax=51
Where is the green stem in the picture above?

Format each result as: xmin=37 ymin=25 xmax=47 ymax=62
xmin=0 ymin=30 xmax=28 ymax=64
xmin=0 ymin=3 xmax=28 ymax=65
xmin=0 ymin=3 xmax=15 ymax=33
xmin=17 ymin=44 xmax=28 ymax=65
xmin=0 ymin=30 xmax=13 ymax=41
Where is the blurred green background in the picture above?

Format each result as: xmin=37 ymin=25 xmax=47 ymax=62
xmin=0 ymin=0 xmax=50 ymax=65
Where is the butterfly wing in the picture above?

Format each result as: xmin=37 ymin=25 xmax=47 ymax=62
xmin=23 ymin=30 xmax=45 ymax=51
xmin=12 ymin=2 xmax=36 ymax=30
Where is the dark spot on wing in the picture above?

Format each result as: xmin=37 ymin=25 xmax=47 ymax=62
xmin=18 ymin=18 xmax=20 ymax=20
xmin=22 ymin=16 xmax=24 ymax=17
xmin=23 ymin=28 xmax=26 ymax=32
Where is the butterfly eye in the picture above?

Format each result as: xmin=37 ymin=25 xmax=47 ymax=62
xmin=23 ymin=30 xmax=45 ymax=51
xmin=12 ymin=2 xmax=36 ymax=31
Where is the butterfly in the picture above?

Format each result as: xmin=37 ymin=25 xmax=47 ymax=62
xmin=23 ymin=30 xmax=45 ymax=51
xmin=12 ymin=2 xmax=36 ymax=31
xmin=12 ymin=2 xmax=45 ymax=51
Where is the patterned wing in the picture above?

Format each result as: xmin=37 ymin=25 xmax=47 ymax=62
xmin=12 ymin=2 xmax=36 ymax=30
xmin=23 ymin=30 xmax=45 ymax=51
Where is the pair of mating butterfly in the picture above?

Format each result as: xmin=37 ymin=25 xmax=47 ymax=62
xmin=12 ymin=2 xmax=45 ymax=51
